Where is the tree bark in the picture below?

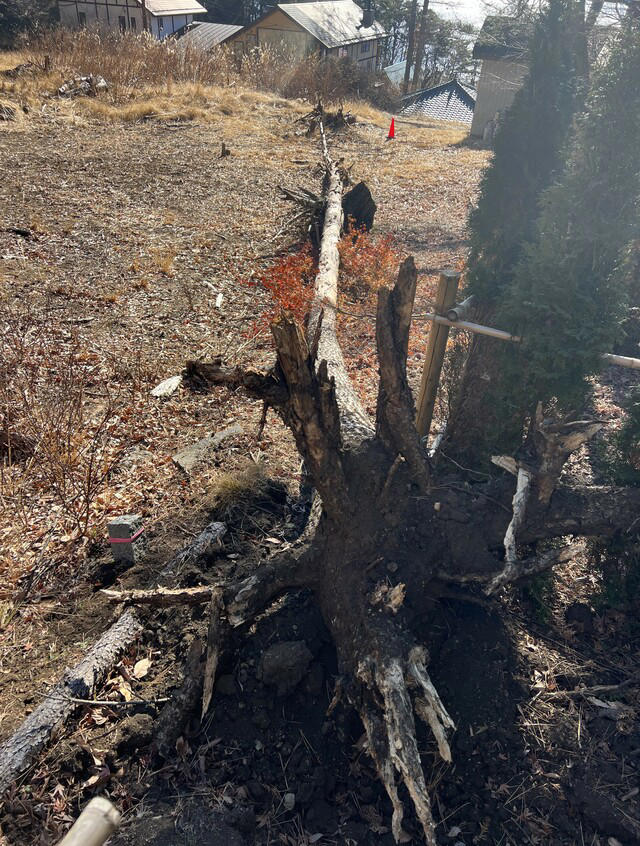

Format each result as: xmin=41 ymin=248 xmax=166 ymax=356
xmin=0 ymin=610 xmax=142 ymax=793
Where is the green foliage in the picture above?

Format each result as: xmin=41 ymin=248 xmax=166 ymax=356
xmin=520 ymin=569 xmax=555 ymax=623
xmin=0 ymin=0 xmax=55 ymax=47
xmin=497 ymin=20 xmax=640 ymax=416
xmin=467 ymin=0 xmax=585 ymax=305
xmin=603 ymin=388 xmax=640 ymax=486
xmin=591 ymin=534 xmax=640 ymax=609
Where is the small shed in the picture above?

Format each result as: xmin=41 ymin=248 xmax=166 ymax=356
xmin=227 ymin=1 xmax=387 ymax=72
xmin=178 ymin=22 xmax=243 ymax=50
xmin=400 ymin=79 xmax=476 ymax=124
xmin=470 ymin=16 xmax=532 ymax=138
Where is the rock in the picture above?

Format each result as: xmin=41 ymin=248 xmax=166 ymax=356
xmin=247 ymin=780 xmax=267 ymax=802
xmin=283 ymin=792 xmax=296 ymax=811
xmin=260 ymin=641 xmax=313 ymax=695
xmin=151 ymin=374 xmax=181 ymax=398
xmin=305 ymin=799 xmax=339 ymax=834
xmin=117 ymin=713 xmax=154 ymax=754
xmin=172 ymin=425 xmax=244 ymax=473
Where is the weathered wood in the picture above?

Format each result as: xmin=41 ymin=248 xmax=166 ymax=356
xmin=307 ymin=149 xmax=374 ymax=445
xmin=531 ymin=404 xmax=602 ymax=505
xmin=101 ymin=585 xmax=215 ymax=607
xmin=154 ymin=638 xmax=203 ymax=761
xmin=416 ymin=271 xmax=460 ymax=439
xmin=487 ymin=464 xmax=533 ymax=594
xmin=0 ymin=610 xmax=142 ymax=793
xmin=376 ymin=258 xmax=431 ymax=492
xmin=201 ymin=589 xmax=224 ymax=719
xmin=58 ymin=797 xmax=120 ymax=846
xmin=183 ymin=359 xmax=288 ymax=406
xmin=342 ymin=181 xmax=377 ymax=231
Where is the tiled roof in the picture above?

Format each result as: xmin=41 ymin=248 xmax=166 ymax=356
xmin=277 ymin=1 xmax=386 ymax=48
xmin=144 ymin=0 xmax=206 ymax=16
xmin=400 ymin=80 xmax=476 ymax=125
xmin=178 ymin=22 xmax=242 ymax=49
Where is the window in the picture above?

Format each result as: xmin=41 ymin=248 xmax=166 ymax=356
xmin=119 ymin=15 xmax=126 ymax=31
xmin=78 ymin=10 xmax=86 ymax=25
xmin=130 ymin=16 xmax=136 ymax=29
xmin=360 ymin=40 xmax=369 ymax=54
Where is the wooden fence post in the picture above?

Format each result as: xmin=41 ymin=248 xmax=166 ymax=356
xmin=58 ymin=797 xmax=120 ymax=846
xmin=416 ymin=270 xmax=460 ymax=440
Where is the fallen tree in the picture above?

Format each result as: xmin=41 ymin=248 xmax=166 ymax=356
xmin=183 ymin=129 xmax=640 ymax=844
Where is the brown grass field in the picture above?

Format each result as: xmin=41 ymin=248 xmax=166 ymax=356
xmin=0 ymin=39 xmax=485 ymax=747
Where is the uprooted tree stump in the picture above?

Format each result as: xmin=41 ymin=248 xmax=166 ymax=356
xmin=183 ymin=132 xmax=640 ymax=844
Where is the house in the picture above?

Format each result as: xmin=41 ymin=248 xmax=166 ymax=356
xmin=383 ymin=59 xmax=413 ymax=87
xmin=227 ymin=1 xmax=387 ymax=72
xmin=400 ymin=79 xmax=476 ymax=125
xmin=178 ymin=22 xmax=243 ymax=51
xmin=470 ymin=16 xmax=532 ymax=138
xmin=57 ymin=0 xmax=206 ymax=38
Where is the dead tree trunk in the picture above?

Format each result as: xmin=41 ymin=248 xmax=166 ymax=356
xmin=185 ymin=140 xmax=640 ymax=844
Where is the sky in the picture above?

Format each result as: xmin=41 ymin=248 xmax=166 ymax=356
xmin=433 ymin=0 xmax=498 ymax=25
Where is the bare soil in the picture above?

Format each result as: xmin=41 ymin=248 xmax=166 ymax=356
xmin=1 ymin=83 xmax=640 ymax=846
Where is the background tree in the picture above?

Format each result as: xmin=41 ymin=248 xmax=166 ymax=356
xmin=445 ymin=0 xmax=588 ymax=461
xmin=0 ymin=0 xmax=56 ymax=47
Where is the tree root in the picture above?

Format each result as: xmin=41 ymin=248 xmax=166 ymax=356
xmin=356 ymin=646 xmax=455 ymax=845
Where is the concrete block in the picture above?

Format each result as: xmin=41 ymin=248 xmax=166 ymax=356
xmin=108 ymin=513 xmax=145 ymax=565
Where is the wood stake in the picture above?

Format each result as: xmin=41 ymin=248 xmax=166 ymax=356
xmin=416 ymin=271 xmax=460 ymax=439
xmin=58 ymin=797 xmax=120 ymax=846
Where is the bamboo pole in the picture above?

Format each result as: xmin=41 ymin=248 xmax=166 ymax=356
xmin=419 ymin=313 xmax=640 ymax=370
xmin=58 ymin=797 xmax=120 ymax=846
xmin=416 ymin=271 xmax=460 ymax=438
xmin=422 ymin=312 xmax=520 ymax=343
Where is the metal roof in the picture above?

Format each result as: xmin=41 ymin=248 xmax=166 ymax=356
xmin=178 ymin=22 xmax=243 ymax=49
xmin=277 ymin=1 xmax=386 ymax=49
xmin=144 ymin=0 xmax=206 ymax=16
xmin=400 ymin=80 xmax=476 ymax=125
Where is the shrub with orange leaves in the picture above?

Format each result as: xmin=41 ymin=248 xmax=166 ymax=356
xmin=248 ymin=243 xmax=316 ymax=336
xmin=339 ymin=221 xmax=400 ymax=300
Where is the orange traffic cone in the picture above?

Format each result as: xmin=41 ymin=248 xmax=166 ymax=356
xmin=387 ymin=117 xmax=395 ymax=140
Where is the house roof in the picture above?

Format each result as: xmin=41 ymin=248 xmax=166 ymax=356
xmin=383 ymin=59 xmax=413 ymax=86
xmin=178 ymin=22 xmax=243 ymax=49
xmin=144 ymin=0 xmax=206 ymax=17
xmin=276 ymin=1 xmax=386 ymax=49
xmin=400 ymin=79 xmax=476 ymax=125
xmin=473 ymin=15 xmax=532 ymax=61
